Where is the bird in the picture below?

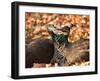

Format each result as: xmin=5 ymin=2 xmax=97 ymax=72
xmin=47 ymin=24 xmax=89 ymax=66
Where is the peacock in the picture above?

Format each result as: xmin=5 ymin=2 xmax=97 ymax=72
xmin=47 ymin=24 xmax=89 ymax=66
